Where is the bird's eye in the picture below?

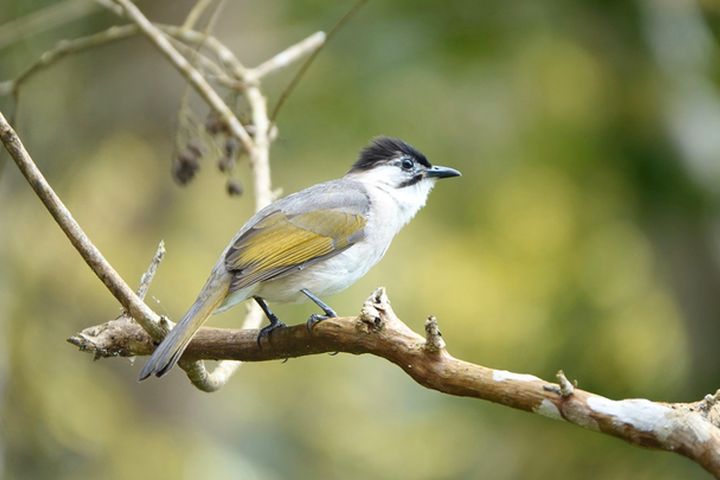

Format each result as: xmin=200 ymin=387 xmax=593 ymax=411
xmin=401 ymin=158 xmax=414 ymax=170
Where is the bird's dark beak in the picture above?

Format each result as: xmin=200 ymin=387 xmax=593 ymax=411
xmin=426 ymin=165 xmax=461 ymax=179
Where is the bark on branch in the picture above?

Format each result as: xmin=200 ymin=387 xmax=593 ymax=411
xmin=68 ymin=287 xmax=720 ymax=477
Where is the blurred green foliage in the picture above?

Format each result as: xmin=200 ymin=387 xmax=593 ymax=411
xmin=1 ymin=0 xmax=720 ymax=478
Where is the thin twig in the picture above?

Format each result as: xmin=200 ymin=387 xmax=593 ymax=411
xmin=0 ymin=24 xmax=138 ymax=97
xmin=0 ymin=23 xmax=250 ymax=98
xmin=0 ymin=22 xmax=317 ymax=98
xmin=136 ymin=240 xmax=165 ymax=300
xmin=181 ymin=0 xmax=216 ymax=30
xmin=252 ymin=31 xmax=326 ymax=80
xmin=172 ymin=0 xmax=234 ymax=181
xmin=166 ymin=35 xmax=237 ymax=87
xmin=0 ymin=0 xmax=105 ymax=52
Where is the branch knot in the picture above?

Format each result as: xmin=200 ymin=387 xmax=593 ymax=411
xmin=358 ymin=287 xmax=390 ymax=332
xmin=423 ymin=315 xmax=446 ymax=353
xmin=543 ymin=370 xmax=576 ymax=397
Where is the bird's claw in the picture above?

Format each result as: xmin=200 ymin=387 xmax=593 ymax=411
xmin=300 ymin=289 xmax=337 ymax=333
xmin=306 ymin=313 xmax=330 ymax=332
xmin=256 ymin=320 xmax=287 ymax=347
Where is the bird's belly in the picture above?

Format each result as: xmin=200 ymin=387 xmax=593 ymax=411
xmin=254 ymin=239 xmax=386 ymax=303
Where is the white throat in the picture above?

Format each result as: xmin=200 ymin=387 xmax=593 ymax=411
xmin=346 ymin=167 xmax=436 ymax=228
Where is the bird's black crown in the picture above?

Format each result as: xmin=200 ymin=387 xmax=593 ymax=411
xmin=350 ymin=137 xmax=430 ymax=172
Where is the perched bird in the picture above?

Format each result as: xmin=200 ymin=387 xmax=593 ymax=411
xmin=139 ymin=137 xmax=461 ymax=380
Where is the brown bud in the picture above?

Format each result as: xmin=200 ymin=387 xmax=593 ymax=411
xmin=224 ymin=137 xmax=240 ymax=158
xmin=217 ymin=155 xmax=235 ymax=173
xmin=205 ymin=112 xmax=228 ymax=136
xmin=172 ymin=151 xmax=200 ymax=185
xmin=226 ymin=178 xmax=244 ymax=196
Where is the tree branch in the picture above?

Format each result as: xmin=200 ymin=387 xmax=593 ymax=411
xmin=68 ymin=287 xmax=720 ymax=477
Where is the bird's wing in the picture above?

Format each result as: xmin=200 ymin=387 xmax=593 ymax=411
xmin=225 ymin=181 xmax=369 ymax=292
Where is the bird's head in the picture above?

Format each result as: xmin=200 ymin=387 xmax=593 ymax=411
xmin=346 ymin=137 xmax=461 ymax=191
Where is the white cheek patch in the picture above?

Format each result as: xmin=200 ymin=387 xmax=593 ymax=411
xmin=354 ymin=164 xmax=407 ymax=186
xmin=347 ymin=164 xmax=437 ymax=228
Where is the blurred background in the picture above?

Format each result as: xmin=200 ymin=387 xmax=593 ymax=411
xmin=2 ymin=0 xmax=720 ymax=478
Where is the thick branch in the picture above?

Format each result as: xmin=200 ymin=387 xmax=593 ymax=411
xmin=69 ymin=287 xmax=720 ymax=477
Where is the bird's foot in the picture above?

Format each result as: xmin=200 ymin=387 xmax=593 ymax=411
xmin=256 ymin=319 xmax=287 ymax=347
xmin=301 ymin=288 xmax=338 ymax=333
xmin=306 ymin=313 xmax=331 ymax=332
xmin=254 ymin=296 xmax=287 ymax=347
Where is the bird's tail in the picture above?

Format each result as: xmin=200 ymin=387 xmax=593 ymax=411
xmin=138 ymin=279 xmax=230 ymax=380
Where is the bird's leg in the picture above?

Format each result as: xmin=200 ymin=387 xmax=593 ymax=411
xmin=254 ymin=296 xmax=286 ymax=347
xmin=300 ymin=288 xmax=337 ymax=331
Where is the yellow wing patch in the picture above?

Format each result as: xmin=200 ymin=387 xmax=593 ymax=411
xmin=225 ymin=209 xmax=366 ymax=291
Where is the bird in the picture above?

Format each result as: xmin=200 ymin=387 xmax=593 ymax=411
xmin=139 ymin=136 xmax=461 ymax=380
